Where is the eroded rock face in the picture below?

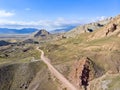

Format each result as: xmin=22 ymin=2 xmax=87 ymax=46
xmin=69 ymin=57 xmax=96 ymax=89
xmin=80 ymin=62 xmax=90 ymax=86
xmin=106 ymin=23 xmax=117 ymax=36
xmin=89 ymin=15 xmax=120 ymax=40
xmin=65 ymin=18 xmax=111 ymax=38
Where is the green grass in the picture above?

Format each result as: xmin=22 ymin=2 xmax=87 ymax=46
xmin=87 ymin=35 xmax=120 ymax=45
xmin=108 ymin=75 xmax=120 ymax=90
xmin=39 ymin=32 xmax=120 ymax=81
xmin=0 ymin=45 xmax=40 ymax=64
xmin=100 ymin=75 xmax=120 ymax=90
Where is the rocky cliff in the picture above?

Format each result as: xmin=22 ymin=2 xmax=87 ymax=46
xmin=69 ymin=57 xmax=103 ymax=90
xmin=65 ymin=17 xmax=112 ymax=37
xmin=89 ymin=15 xmax=120 ymax=40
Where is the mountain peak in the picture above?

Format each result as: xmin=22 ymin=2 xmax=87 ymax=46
xmin=34 ymin=29 xmax=50 ymax=37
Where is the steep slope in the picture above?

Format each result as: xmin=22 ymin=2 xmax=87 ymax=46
xmin=0 ymin=61 xmax=43 ymax=90
xmin=40 ymin=15 xmax=120 ymax=90
xmin=69 ymin=57 xmax=103 ymax=90
xmin=65 ymin=17 xmax=112 ymax=37
xmin=29 ymin=29 xmax=58 ymax=42
xmin=37 ymin=48 xmax=77 ymax=90
xmin=89 ymin=15 xmax=120 ymax=40
xmin=0 ymin=61 xmax=60 ymax=90
xmin=0 ymin=45 xmax=61 ymax=90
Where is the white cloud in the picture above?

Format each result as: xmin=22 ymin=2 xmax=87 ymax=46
xmin=0 ymin=10 xmax=14 ymax=17
xmin=97 ymin=16 xmax=106 ymax=21
xmin=87 ymin=16 xmax=108 ymax=23
xmin=0 ymin=18 xmax=84 ymax=30
xmin=0 ymin=16 xmax=105 ymax=30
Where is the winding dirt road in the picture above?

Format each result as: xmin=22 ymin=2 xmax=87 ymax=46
xmin=37 ymin=47 xmax=78 ymax=90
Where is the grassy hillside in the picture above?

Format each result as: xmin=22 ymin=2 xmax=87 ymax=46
xmin=40 ymin=31 xmax=120 ymax=89
xmin=0 ymin=61 xmax=59 ymax=90
xmin=0 ymin=45 xmax=40 ymax=64
xmin=0 ymin=15 xmax=120 ymax=90
xmin=0 ymin=44 xmax=61 ymax=90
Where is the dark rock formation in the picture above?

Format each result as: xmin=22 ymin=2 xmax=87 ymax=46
xmin=87 ymin=28 xmax=93 ymax=32
xmin=106 ymin=23 xmax=117 ymax=36
xmin=69 ymin=57 xmax=103 ymax=89
xmin=65 ymin=17 xmax=111 ymax=37
xmin=0 ymin=40 xmax=11 ymax=46
xmin=80 ymin=64 xmax=90 ymax=86
xmin=89 ymin=15 xmax=120 ymax=40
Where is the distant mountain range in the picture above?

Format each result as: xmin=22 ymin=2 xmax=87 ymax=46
xmin=0 ymin=28 xmax=37 ymax=34
xmin=0 ymin=25 xmax=77 ymax=34
xmin=50 ymin=25 xmax=77 ymax=34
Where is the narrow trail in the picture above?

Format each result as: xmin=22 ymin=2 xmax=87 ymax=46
xmin=37 ymin=47 xmax=78 ymax=90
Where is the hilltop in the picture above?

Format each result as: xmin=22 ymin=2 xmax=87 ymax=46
xmin=34 ymin=29 xmax=50 ymax=37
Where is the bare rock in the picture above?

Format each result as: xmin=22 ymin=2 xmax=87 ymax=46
xmin=69 ymin=57 xmax=96 ymax=89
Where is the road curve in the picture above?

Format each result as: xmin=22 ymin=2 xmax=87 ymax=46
xmin=37 ymin=47 xmax=78 ymax=90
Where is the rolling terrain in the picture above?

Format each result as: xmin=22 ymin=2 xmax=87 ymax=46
xmin=40 ymin=15 xmax=120 ymax=90
xmin=0 ymin=15 xmax=120 ymax=90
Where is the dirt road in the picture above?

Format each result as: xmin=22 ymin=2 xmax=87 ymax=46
xmin=37 ymin=47 xmax=78 ymax=90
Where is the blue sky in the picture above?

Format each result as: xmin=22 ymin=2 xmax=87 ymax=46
xmin=0 ymin=0 xmax=120 ymax=30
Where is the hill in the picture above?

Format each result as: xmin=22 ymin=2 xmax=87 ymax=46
xmin=50 ymin=25 xmax=76 ymax=34
xmin=40 ymin=15 xmax=120 ymax=90
xmin=0 ymin=15 xmax=120 ymax=90
xmin=0 ymin=45 xmax=61 ymax=90
xmin=65 ymin=17 xmax=112 ymax=37
xmin=0 ymin=40 xmax=11 ymax=46
xmin=34 ymin=29 xmax=50 ymax=37
xmin=89 ymin=15 xmax=120 ymax=40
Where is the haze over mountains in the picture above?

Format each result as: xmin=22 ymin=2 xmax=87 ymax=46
xmin=0 ymin=28 xmax=37 ymax=34
xmin=0 ymin=25 xmax=77 ymax=34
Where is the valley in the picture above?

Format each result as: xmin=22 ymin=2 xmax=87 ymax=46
xmin=0 ymin=14 xmax=120 ymax=90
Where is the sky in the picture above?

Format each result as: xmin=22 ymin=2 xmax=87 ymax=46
xmin=0 ymin=0 xmax=120 ymax=30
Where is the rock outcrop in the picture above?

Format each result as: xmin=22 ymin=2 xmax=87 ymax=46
xmin=69 ymin=57 xmax=98 ymax=89
xmin=89 ymin=15 xmax=120 ymax=40
xmin=65 ymin=18 xmax=111 ymax=37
